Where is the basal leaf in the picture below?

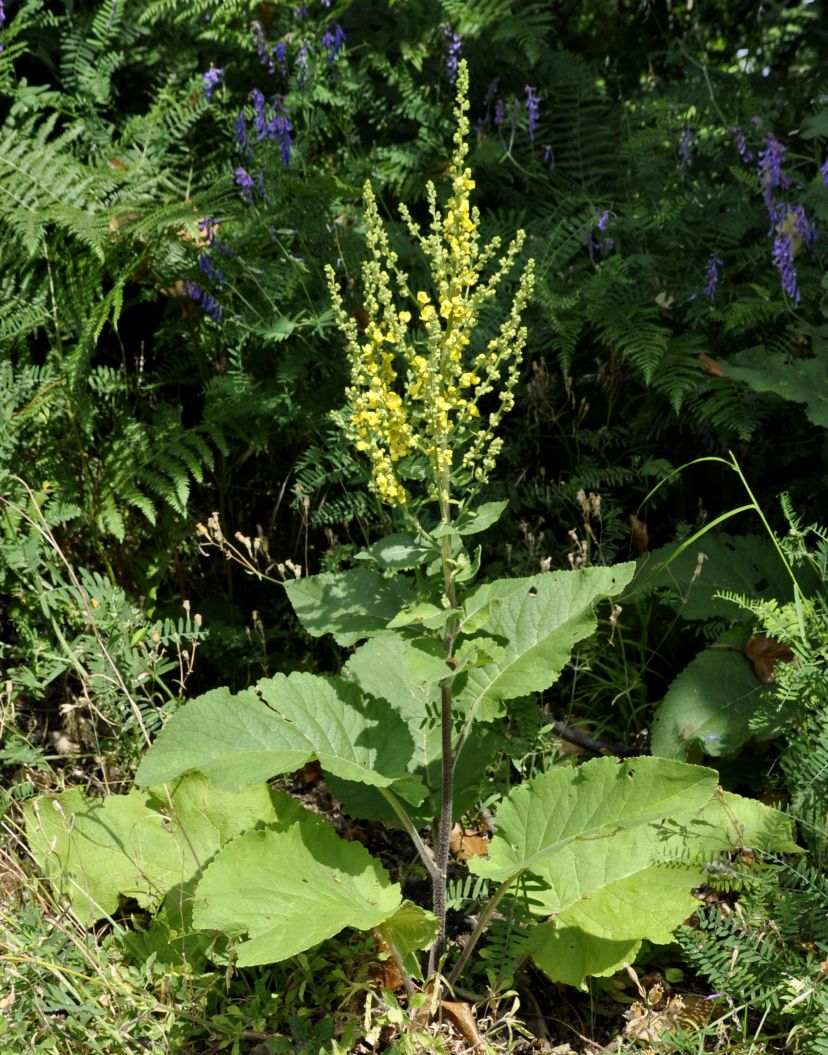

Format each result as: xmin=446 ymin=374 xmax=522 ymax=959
xmin=470 ymin=756 xmax=719 ymax=884
xmin=632 ymin=533 xmax=791 ymax=622
xmin=192 ymin=821 xmax=401 ymax=966
xmin=23 ymin=773 xmax=287 ymax=924
xmin=283 ymin=568 xmax=414 ymax=645
xmin=136 ymin=674 xmax=423 ymax=801
xmin=456 ymin=564 xmax=636 ymax=722
xmin=475 ymin=759 xmax=798 ymax=988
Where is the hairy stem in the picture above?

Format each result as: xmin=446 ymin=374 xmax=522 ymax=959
xmin=428 ymin=468 xmax=458 ymax=978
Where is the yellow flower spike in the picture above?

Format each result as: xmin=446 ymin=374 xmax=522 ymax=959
xmin=324 ymin=58 xmax=534 ymax=507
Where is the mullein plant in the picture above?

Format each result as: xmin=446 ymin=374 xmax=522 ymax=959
xmin=25 ymin=60 xmax=799 ymax=1019
xmin=326 ymin=58 xmax=534 ymax=966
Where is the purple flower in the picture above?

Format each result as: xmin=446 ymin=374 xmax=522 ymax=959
xmin=772 ymin=232 xmax=799 ymax=303
xmin=249 ymin=90 xmax=293 ymax=166
xmin=198 ymin=251 xmax=225 ymax=286
xmin=525 ymin=85 xmax=540 ymax=143
xmin=273 ymin=39 xmax=288 ymax=74
xmin=820 ymin=155 xmax=828 ymax=189
xmin=443 ymin=25 xmax=462 ymax=85
xmin=235 ymin=166 xmax=255 ymax=203
xmin=197 ymin=216 xmax=219 ymax=248
xmin=584 ymin=219 xmax=614 ymax=257
xmin=321 ymin=23 xmax=346 ymax=62
xmin=234 ymin=112 xmax=250 ymax=157
xmin=792 ymin=203 xmax=816 ymax=247
xmin=294 ymin=5 xmax=309 ymax=19
xmin=703 ymin=252 xmax=723 ymax=299
xmin=252 ymin=20 xmax=275 ymax=75
xmin=728 ymin=125 xmax=754 ymax=163
xmin=493 ymin=99 xmax=505 ymax=129
xmin=185 ymin=281 xmax=223 ymax=324
xmin=758 ymin=134 xmax=790 ymax=209
xmin=202 ymin=65 xmax=224 ymax=101
xmin=543 ymin=144 xmax=555 ymax=171
xmin=1 ymin=0 xmax=7 ymax=50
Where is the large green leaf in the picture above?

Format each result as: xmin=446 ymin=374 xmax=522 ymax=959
xmin=135 ymin=673 xmax=423 ymax=803
xmin=632 ymin=533 xmax=791 ymax=622
xmin=525 ymin=789 xmax=799 ymax=988
xmin=455 ymin=564 xmax=635 ymax=722
xmin=283 ymin=568 xmax=414 ymax=645
xmin=528 ymin=925 xmax=641 ymax=989
xmin=650 ymin=645 xmax=766 ymax=760
xmin=726 ymin=346 xmax=828 ymax=429
xmin=23 ymin=773 xmax=288 ymax=924
xmin=192 ymin=821 xmax=401 ymax=967
xmin=335 ymin=635 xmax=495 ymax=823
xmin=473 ymin=758 xmax=798 ymax=988
xmin=470 ymin=757 xmax=718 ymax=885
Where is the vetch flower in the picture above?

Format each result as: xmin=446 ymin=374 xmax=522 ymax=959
xmin=772 ymin=232 xmax=799 ymax=303
xmin=0 ymin=0 xmax=5 ymax=51
xmin=758 ymin=133 xmax=790 ymax=209
xmin=443 ymin=25 xmax=462 ymax=85
xmin=273 ymin=40 xmax=288 ymax=74
xmin=234 ymin=112 xmax=251 ymax=159
xmin=493 ymin=99 xmax=505 ymax=129
xmin=791 ymin=203 xmax=816 ymax=248
xmin=321 ymin=23 xmax=346 ymax=62
xmin=596 ymin=210 xmax=610 ymax=232
xmin=252 ymin=20 xmax=276 ymax=75
xmin=525 ymin=85 xmax=540 ymax=142
xmin=542 ymin=145 xmax=555 ymax=170
xmin=202 ymin=65 xmax=224 ymax=101
xmin=703 ymin=252 xmax=723 ymax=299
xmin=235 ymin=166 xmax=255 ymax=203
xmin=185 ymin=281 xmax=223 ymax=323
xmin=820 ymin=155 xmax=828 ymax=189
xmin=250 ymin=90 xmax=293 ymax=166
xmin=197 ymin=216 xmax=219 ymax=248
xmin=728 ymin=125 xmax=753 ymax=163
xmin=297 ymin=40 xmax=309 ymax=85
xmin=198 ymin=252 xmax=225 ymax=286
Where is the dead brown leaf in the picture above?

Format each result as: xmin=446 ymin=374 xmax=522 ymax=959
xmin=628 ymin=514 xmax=649 ymax=554
xmin=449 ymin=824 xmax=489 ymax=861
xmin=745 ymin=633 xmax=794 ymax=683
xmin=698 ymin=353 xmax=727 ymax=377
xmin=440 ymin=1000 xmax=482 ymax=1048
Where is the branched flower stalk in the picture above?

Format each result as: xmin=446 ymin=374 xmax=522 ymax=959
xmin=326 ymin=59 xmax=534 ymax=980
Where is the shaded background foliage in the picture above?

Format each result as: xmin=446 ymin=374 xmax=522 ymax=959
xmin=0 ymin=0 xmax=826 ymax=712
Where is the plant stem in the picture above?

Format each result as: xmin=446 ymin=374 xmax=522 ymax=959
xmin=446 ymin=875 xmax=517 ymax=987
xmin=378 ymin=788 xmax=439 ymax=883
xmin=429 ymin=465 xmax=458 ymax=977
xmin=428 ymin=676 xmax=455 ymax=975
